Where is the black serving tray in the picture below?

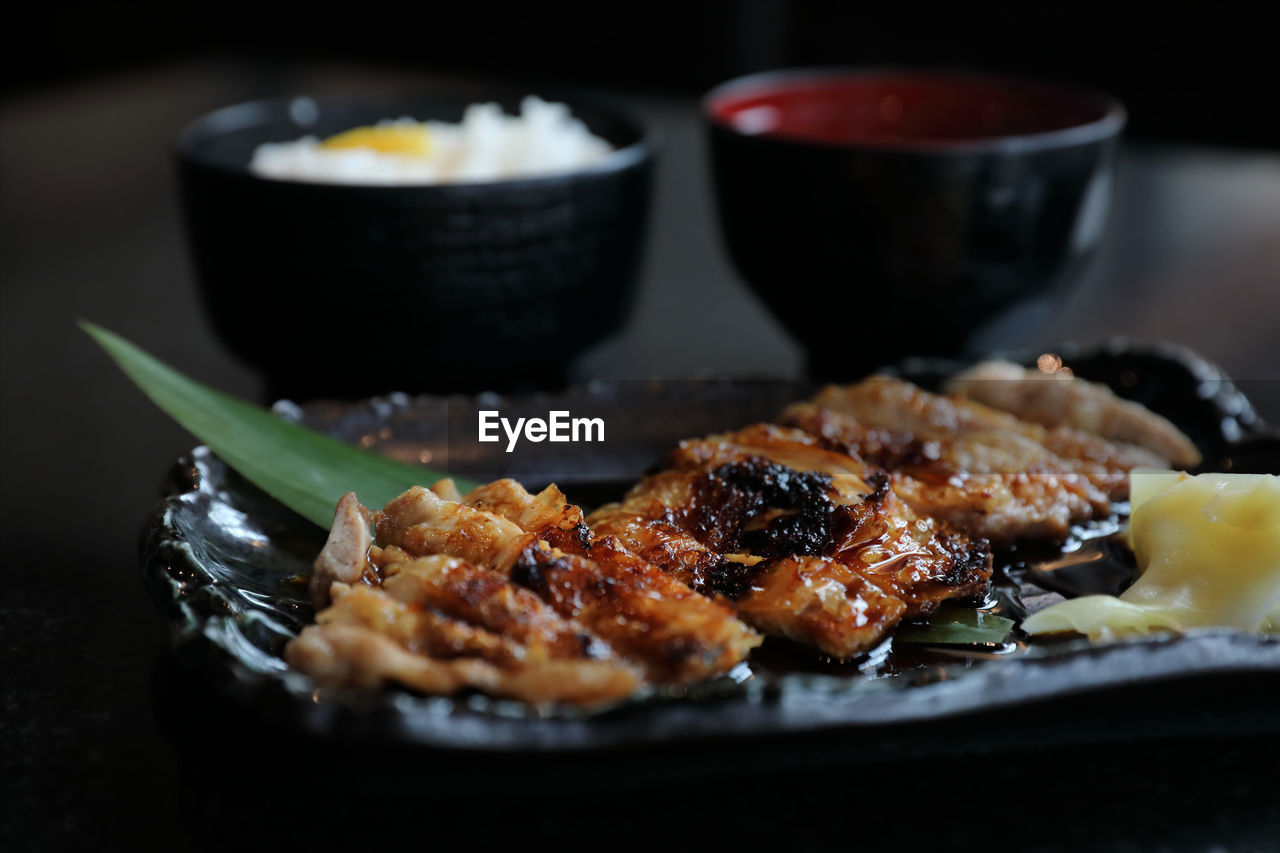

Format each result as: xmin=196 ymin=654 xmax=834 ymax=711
xmin=141 ymin=340 xmax=1280 ymax=753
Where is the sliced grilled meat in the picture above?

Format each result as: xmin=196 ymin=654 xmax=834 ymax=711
xmin=945 ymin=360 xmax=1202 ymax=468
xmin=783 ymin=377 xmax=1169 ymax=543
xmin=288 ymin=483 xmax=759 ymax=705
xmin=452 ymin=479 xmax=762 ymax=682
xmin=587 ymin=424 xmax=991 ymax=658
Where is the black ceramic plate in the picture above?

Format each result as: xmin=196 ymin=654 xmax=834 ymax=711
xmin=141 ymin=341 xmax=1280 ymax=751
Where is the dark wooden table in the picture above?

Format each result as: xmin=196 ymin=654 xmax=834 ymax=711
xmin=3 ymin=60 xmax=1278 ymax=852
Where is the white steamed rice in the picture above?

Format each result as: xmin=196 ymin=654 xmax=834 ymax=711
xmin=249 ymin=96 xmax=613 ymax=185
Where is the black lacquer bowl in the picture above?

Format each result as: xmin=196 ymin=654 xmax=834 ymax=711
xmin=142 ymin=342 xmax=1279 ymax=757
xmin=705 ymin=69 xmax=1126 ymax=380
xmin=177 ymin=92 xmax=654 ymax=399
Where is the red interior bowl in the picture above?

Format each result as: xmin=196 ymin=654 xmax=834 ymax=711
xmin=706 ymin=69 xmax=1123 ymax=150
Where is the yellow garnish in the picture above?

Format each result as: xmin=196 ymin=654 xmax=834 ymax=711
xmin=321 ymin=124 xmax=433 ymax=156
xmin=1023 ymin=470 xmax=1280 ymax=640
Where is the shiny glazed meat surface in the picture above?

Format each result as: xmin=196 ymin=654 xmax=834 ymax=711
xmin=783 ymin=378 xmax=1169 ymax=543
xmin=287 ymin=483 xmax=761 ymax=705
xmin=588 ymin=424 xmax=991 ymax=658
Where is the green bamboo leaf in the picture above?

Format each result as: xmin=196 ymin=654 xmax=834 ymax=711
xmin=895 ymin=604 xmax=1015 ymax=646
xmin=81 ymin=320 xmax=477 ymax=529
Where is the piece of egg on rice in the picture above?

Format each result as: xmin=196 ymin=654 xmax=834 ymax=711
xmin=322 ymin=123 xmax=433 ymax=156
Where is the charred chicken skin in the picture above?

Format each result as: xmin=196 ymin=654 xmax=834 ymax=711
xmin=782 ymin=378 xmax=1172 ymax=544
xmin=587 ymin=424 xmax=992 ymax=658
xmin=287 ymin=483 xmax=761 ymax=706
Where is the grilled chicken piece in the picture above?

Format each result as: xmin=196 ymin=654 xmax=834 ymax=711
xmin=451 ymin=479 xmax=762 ymax=682
xmin=499 ymin=543 xmax=755 ymax=683
xmin=459 ymin=479 xmax=592 ymax=551
xmin=287 ymin=609 xmax=640 ymax=705
xmin=944 ymin=360 xmax=1202 ymax=468
xmin=782 ymin=378 xmax=1171 ymax=544
xmin=737 ymin=555 xmax=907 ymax=655
xmin=377 ymin=486 xmax=536 ymax=571
xmin=428 ymin=477 xmax=464 ymax=502
xmin=288 ymin=623 xmax=639 ymax=704
xmin=288 ymin=483 xmax=759 ymax=704
xmin=287 ymin=574 xmax=641 ymax=704
xmin=587 ymin=424 xmax=990 ymax=658
xmin=307 ymin=493 xmax=374 ymax=609
xmin=376 ymin=553 xmax=613 ymax=662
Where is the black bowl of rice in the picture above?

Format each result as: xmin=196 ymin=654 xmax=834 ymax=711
xmin=177 ymin=91 xmax=655 ymax=399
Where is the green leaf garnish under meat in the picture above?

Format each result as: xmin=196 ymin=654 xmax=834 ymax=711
xmin=81 ymin=321 xmax=477 ymax=529
xmin=894 ymin=604 xmax=1015 ymax=646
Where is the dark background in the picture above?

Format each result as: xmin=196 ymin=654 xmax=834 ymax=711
xmin=10 ymin=2 xmax=1280 ymax=147
xmin=3 ymin=5 xmax=1279 ymax=852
